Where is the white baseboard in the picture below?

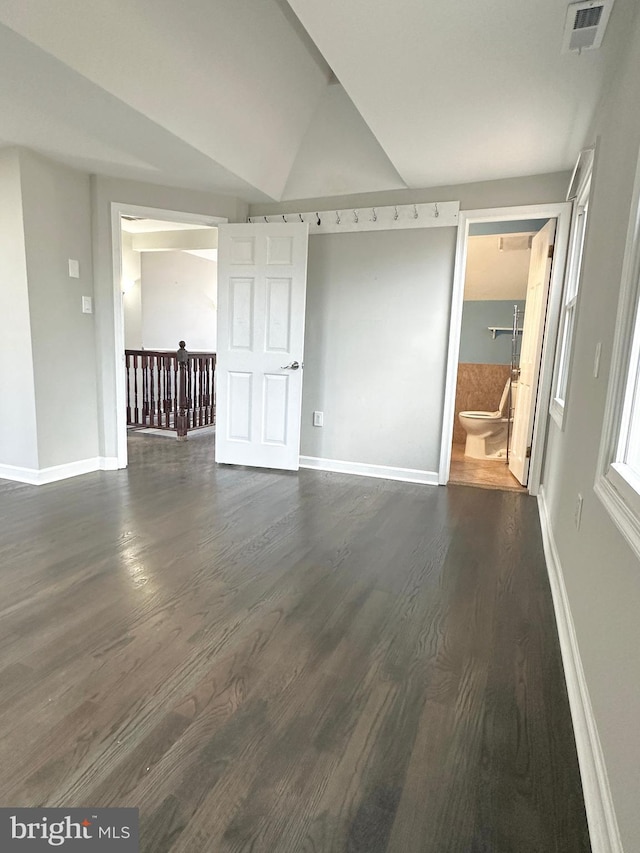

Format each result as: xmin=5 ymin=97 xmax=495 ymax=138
xmin=537 ymin=487 xmax=623 ymax=853
xmin=99 ymin=456 xmax=120 ymax=471
xmin=299 ymin=456 xmax=439 ymax=486
xmin=0 ymin=456 xmax=120 ymax=485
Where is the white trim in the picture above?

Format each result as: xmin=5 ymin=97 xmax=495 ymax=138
xmin=99 ymin=456 xmax=120 ymax=471
xmin=299 ymin=456 xmax=438 ymax=485
xmin=110 ymin=203 xmax=228 ymax=469
xmin=551 ymin=150 xmax=594 ymax=428
xmin=595 ymin=468 xmax=640 ymax=562
xmin=439 ymin=202 xmax=572 ymax=493
xmin=0 ymin=456 xmax=119 ymax=486
xmin=567 ymin=147 xmax=595 ymax=202
xmin=537 ymin=487 xmax=623 ymax=853
xmin=550 ymin=395 xmax=566 ymax=429
xmin=438 ymin=213 xmax=469 ymax=484
xmin=595 ymin=144 xmax=640 ymax=543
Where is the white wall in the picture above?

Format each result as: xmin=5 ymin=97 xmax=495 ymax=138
xmin=19 ymin=149 xmax=100 ymax=469
xmin=91 ymin=174 xmax=247 ymax=461
xmin=540 ymin=6 xmax=640 ymax=850
xmin=0 ymin=149 xmax=38 ymax=471
xmin=140 ymin=251 xmax=217 ymax=352
xmin=122 ymin=231 xmax=142 ymax=350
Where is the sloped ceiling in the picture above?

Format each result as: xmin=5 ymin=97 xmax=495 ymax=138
xmin=464 ymin=234 xmax=533 ymax=301
xmin=282 ymin=83 xmax=406 ymax=200
xmin=0 ymin=0 xmax=330 ymax=200
xmin=285 ymin=0 xmax=631 ymax=189
xmin=0 ymin=0 xmax=634 ymax=202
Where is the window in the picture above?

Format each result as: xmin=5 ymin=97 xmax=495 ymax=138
xmin=550 ymin=148 xmax=593 ymax=427
xmin=596 ymin=147 xmax=640 ymax=558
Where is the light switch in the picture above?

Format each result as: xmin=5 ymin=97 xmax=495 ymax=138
xmin=82 ymin=296 xmax=93 ymax=314
xmin=68 ymin=259 xmax=80 ymax=278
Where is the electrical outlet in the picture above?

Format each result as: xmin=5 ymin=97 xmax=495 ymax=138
xmin=68 ymin=259 xmax=79 ymax=278
xmin=82 ymin=296 xmax=93 ymax=314
xmin=574 ymin=493 xmax=583 ymax=530
xmin=313 ymin=411 xmax=323 ymax=427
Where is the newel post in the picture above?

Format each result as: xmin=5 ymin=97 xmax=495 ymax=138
xmin=176 ymin=340 xmax=189 ymax=440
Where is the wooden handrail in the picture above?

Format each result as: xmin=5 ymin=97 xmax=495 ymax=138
xmin=125 ymin=348 xmax=216 ymax=433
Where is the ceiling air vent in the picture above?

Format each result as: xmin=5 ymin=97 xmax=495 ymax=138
xmin=562 ymin=0 xmax=614 ymax=53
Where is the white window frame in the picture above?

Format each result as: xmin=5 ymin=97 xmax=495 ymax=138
xmin=550 ymin=148 xmax=594 ymax=428
xmin=595 ymin=146 xmax=640 ymax=559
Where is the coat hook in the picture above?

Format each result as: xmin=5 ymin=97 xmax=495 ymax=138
xmin=247 ymin=216 xmax=252 ymax=223
xmin=372 ymin=207 xmax=377 ymax=222
xmin=336 ymin=211 xmax=341 ymax=225
xmin=264 ymin=216 xmax=268 ymax=223
xmin=299 ymin=214 xmax=304 ymax=223
xmin=354 ymin=210 xmax=358 ymax=223
xmin=316 ymin=212 xmax=321 ymax=226
xmin=413 ymin=204 xmax=419 ymax=219
xmin=434 ymin=202 xmax=439 ymax=218
xmin=394 ymin=206 xmax=399 ymax=221
xmin=282 ymin=215 xmax=287 ymax=223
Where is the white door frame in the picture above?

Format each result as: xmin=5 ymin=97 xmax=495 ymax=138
xmin=439 ymin=202 xmax=572 ymax=494
xmin=110 ymin=202 xmax=228 ymax=468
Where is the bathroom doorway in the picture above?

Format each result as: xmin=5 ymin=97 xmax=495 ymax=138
xmin=439 ymin=202 xmax=572 ymax=493
xmin=447 ymin=217 xmax=555 ymax=491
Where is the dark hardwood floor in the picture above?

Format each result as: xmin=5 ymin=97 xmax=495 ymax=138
xmin=0 ymin=432 xmax=590 ymax=852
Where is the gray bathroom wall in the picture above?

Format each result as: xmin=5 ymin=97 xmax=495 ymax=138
xmin=459 ymin=299 xmax=525 ymax=364
xmin=300 ymin=227 xmax=457 ymax=475
xmin=468 ymin=219 xmax=547 ymax=236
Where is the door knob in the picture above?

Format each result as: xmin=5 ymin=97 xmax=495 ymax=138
xmin=281 ymin=360 xmax=300 ymax=370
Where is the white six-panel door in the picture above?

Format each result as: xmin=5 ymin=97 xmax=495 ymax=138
xmin=215 ymin=223 xmax=309 ymax=470
xmin=509 ymin=219 xmax=556 ymax=485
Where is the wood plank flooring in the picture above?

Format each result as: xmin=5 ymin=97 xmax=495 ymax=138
xmin=0 ymin=433 xmax=590 ymax=852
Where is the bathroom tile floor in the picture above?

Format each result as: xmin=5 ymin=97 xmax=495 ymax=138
xmin=449 ymin=443 xmax=526 ymax=491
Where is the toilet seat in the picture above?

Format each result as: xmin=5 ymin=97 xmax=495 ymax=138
xmin=459 ymin=410 xmax=502 ymax=419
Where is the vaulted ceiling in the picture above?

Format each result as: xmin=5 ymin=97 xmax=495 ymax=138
xmin=0 ymin=0 xmax=634 ymax=203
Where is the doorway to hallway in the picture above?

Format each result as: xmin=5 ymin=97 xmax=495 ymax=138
xmin=111 ymin=203 xmax=226 ymax=467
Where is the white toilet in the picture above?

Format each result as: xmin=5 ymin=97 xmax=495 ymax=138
xmin=459 ymin=379 xmax=517 ymax=460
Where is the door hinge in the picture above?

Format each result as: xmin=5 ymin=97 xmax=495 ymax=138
xmin=548 ymin=244 xmax=554 ymax=259
xmin=526 ymin=445 xmax=532 ymax=458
